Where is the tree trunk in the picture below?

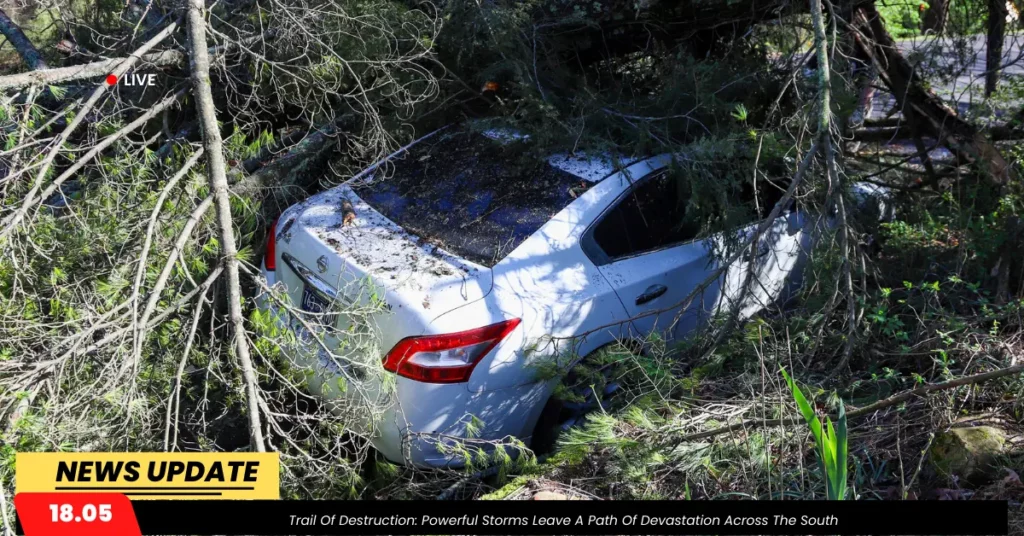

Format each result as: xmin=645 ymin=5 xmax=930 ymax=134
xmin=921 ymin=0 xmax=950 ymax=34
xmin=986 ymin=0 xmax=1008 ymax=97
xmin=186 ymin=0 xmax=267 ymax=453
xmin=0 ymin=9 xmax=47 ymax=69
xmin=850 ymin=3 xmax=1013 ymax=185
xmin=0 ymin=50 xmax=183 ymax=91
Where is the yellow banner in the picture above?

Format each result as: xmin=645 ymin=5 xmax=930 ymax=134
xmin=16 ymin=452 xmax=279 ymax=500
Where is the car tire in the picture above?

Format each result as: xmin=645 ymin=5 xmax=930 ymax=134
xmin=530 ymin=396 xmax=565 ymax=455
xmin=529 ymin=343 xmax=639 ymax=455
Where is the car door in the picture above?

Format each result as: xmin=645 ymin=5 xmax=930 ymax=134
xmin=728 ymin=209 xmax=807 ymax=320
xmin=582 ymin=164 xmax=723 ymax=342
xmin=716 ymin=174 xmax=807 ymax=320
xmin=584 ymin=162 xmax=805 ymax=343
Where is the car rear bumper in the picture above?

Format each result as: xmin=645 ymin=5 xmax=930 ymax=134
xmin=380 ymin=377 xmax=548 ymax=468
xmin=257 ymin=266 xmax=545 ymax=468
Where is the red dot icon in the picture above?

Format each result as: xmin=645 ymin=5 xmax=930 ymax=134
xmin=105 ymin=74 xmax=118 ymax=86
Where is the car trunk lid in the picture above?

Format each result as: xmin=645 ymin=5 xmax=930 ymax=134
xmin=275 ymin=186 xmax=493 ymax=346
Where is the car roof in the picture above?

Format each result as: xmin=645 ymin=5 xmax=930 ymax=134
xmin=478 ymin=126 xmax=641 ymax=183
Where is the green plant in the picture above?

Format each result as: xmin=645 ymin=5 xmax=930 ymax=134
xmin=781 ymin=368 xmax=848 ymax=500
xmin=877 ymin=0 xmax=925 ymax=38
xmin=731 ymin=103 xmax=748 ymax=122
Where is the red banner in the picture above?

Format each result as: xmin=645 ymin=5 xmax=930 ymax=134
xmin=14 ymin=492 xmax=140 ymax=536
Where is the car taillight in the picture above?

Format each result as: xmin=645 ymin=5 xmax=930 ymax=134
xmin=264 ymin=217 xmax=278 ymax=271
xmin=382 ymin=318 xmax=522 ymax=384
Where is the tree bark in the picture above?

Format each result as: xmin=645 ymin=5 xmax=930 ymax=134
xmin=0 ymin=50 xmax=184 ymax=91
xmin=0 ymin=21 xmax=270 ymax=91
xmin=0 ymin=9 xmax=47 ymax=69
xmin=921 ymin=0 xmax=950 ymax=34
xmin=986 ymin=0 xmax=1008 ymax=97
xmin=811 ymin=0 xmax=857 ymax=376
xmin=852 ymin=122 xmax=1024 ymax=142
xmin=186 ymin=0 xmax=267 ymax=453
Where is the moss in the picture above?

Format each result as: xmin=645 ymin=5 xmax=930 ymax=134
xmin=480 ymin=475 xmax=535 ymax=500
xmin=930 ymin=427 xmax=1007 ymax=483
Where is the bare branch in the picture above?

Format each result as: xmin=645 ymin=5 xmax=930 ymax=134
xmin=0 ymin=21 xmax=181 ymax=91
xmin=670 ymin=362 xmax=1024 ymax=443
xmin=187 ymin=0 xmax=267 ymax=453
xmin=0 ymin=88 xmax=187 ymax=239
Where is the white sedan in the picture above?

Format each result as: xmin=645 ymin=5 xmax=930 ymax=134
xmin=258 ymin=125 xmax=858 ymax=467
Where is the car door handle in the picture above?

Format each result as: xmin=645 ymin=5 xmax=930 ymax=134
xmin=635 ymin=284 xmax=668 ymax=306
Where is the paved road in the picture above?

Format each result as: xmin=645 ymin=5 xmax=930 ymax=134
xmin=842 ymin=35 xmax=1024 ymax=165
xmin=867 ymin=34 xmax=1024 ymax=121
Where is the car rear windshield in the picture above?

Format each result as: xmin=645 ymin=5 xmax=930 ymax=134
xmin=351 ymin=128 xmax=594 ymax=267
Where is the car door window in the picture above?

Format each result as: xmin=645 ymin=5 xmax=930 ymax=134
xmin=592 ymin=171 xmax=700 ymax=260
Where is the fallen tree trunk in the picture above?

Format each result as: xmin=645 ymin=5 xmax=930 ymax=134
xmin=0 ymin=9 xmax=47 ymax=69
xmin=0 ymin=23 xmax=270 ymax=91
xmin=0 ymin=49 xmax=184 ymax=91
xmin=852 ymin=124 xmax=1024 ymax=142
xmin=850 ymin=3 xmax=1014 ymax=185
xmin=230 ymin=119 xmax=346 ymax=207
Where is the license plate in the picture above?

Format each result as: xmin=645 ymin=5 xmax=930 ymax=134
xmin=297 ymin=287 xmax=351 ymax=377
xmin=301 ymin=285 xmax=338 ymax=328
xmin=301 ymin=285 xmax=330 ymax=314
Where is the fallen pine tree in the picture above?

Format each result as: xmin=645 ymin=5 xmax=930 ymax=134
xmin=0 ymin=0 xmax=1021 ymax=509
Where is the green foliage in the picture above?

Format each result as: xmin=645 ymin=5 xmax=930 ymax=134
xmin=879 ymin=178 xmax=1022 ymax=287
xmin=878 ymin=0 xmax=991 ymax=38
xmin=3 ymin=0 xmax=1022 ymax=508
xmin=947 ymin=0 xmax=990 ymax=34
xmin=225 ymin=126 xmax=276 ymax=162
xmin=878 ymin=0 xmax=926 ymax=38
xmin=781 ymin=368 xmax=848 ymax=500
xmin=436 ymin=0 xmax=792 ymax=152
xmin=731 ymin=104 xmax=749 ymax=123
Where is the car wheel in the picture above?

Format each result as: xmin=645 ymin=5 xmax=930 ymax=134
xmin=530 ymin=344 xmax=636 ymax=454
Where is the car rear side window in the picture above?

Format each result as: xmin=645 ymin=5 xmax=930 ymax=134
xmin=593 ymin=171 xmax=700 ymax=260
xmin=351 ymin=129 xmax=594 ymax=268
xmin=593 ymin=169 xmax=788 ymax=261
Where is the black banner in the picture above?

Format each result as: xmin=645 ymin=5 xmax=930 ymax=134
xmin=122 ymin=499 xmax=1004 ymax=535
